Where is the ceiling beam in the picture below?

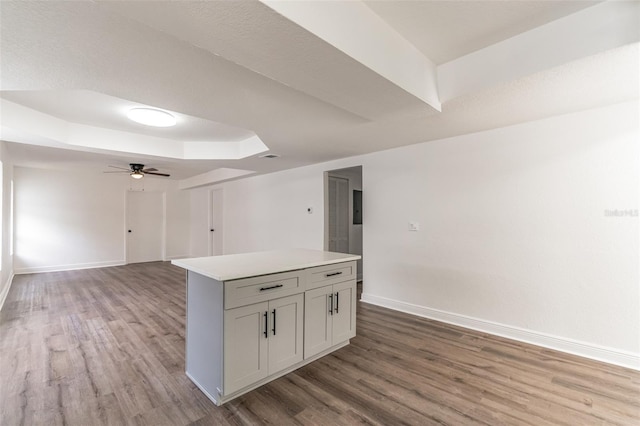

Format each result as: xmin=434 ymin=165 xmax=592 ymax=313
xmin=96 ymin=0 xmax=440 ymax=120
xmin=261 ymin=0 xmax=441 ymax=113
xmin=438 ymin=1 xmax=640 ymax=103
xmin=179 ymin=168 xmax=256 ymax=190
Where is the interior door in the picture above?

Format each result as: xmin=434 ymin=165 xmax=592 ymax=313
xmin=328 ymin=176 xmax=349 ymax=253
xmin=209 ymin=189 xmax=223 ymax=256
xmin=126 ymin=191 xmax=163 ymax=264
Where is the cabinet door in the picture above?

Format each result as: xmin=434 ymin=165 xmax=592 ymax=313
xmin=304 ymin=286 xmax=333 ymax=359
xmin=268 ymin=293 xmax=304 ymax=374
xmin=224 ymin=301 xmax=269 ymax=395
xmin=332 ymin=281 xmax=356 ymax=344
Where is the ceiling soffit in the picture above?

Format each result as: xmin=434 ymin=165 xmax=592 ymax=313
xmin=97 ymin=0 xmax=441 ymax=119
xmin=0 ymin=97 xmax=269 ymax=161
xmin=0 ymin=1 xmax=638 ymax=185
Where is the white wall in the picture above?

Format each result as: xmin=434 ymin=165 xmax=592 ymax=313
xmin=221 ymin=167 xmax=326 ymax=254
xmin=189 ymin=186 xmax=210 ymax=257
xmin=0 ymin=142 xmax=15 ymax=309
xmin=165 ymin=188 xmax=191 ymax=259
xmin=13 ymin=167 xmax=190 ymax=273
xmin=361 ymin=101 xmax=639 ymax=368
xmin=198 ymin=101 xmax=638 ymax=369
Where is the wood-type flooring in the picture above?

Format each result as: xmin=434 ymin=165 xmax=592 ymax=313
xmin=1 ymin=261 xmax=638 ymax=425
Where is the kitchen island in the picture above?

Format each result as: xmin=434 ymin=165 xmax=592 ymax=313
xmin=172 ymin=249 xmax=361 ymax=405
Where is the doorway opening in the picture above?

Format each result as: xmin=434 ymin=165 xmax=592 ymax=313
xmin=324 ymin=166 xmax=363 ymax=283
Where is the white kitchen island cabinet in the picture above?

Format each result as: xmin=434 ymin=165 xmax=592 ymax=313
xmin=172 ymin=249 xmax=360 ymax=406
xmin=224 ymin=293 xmax=304 ymax=395
xmin=304 ymin=280 xmax=356 ymax=359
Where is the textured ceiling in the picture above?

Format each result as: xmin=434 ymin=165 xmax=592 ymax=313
xmin=364 ymin=0 xmax=601 ymax=64
xmin=1 ymin=90 xmax=255 ymax=141
xmin=0 ymin=0 xmax=637 ymax=183
xmin=97 ymin=0 xmax=440 ymax=120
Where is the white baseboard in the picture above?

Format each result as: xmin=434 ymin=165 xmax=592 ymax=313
xmin=361 ymin=293 xmax=640 ymax=372
xmin=14 ymin=260 xmax=126 ymax=275
xmin=164 ymin=254 xmax=191 ymax=261
xmin=0 ymin=271 xmax=15 ymax=312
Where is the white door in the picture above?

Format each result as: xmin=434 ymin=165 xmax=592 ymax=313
xmin=332 ymin=281 xmax=356 ymax=344
xmin=304 ymin=286 xmax=333 ymax=359
xmin=126 ymin=191 xmax=163 ymax=264
xmin=268 ymin=294 xmax=304 ymax=374
xmin=328 ymin=176 xmax=349 ymax=253
xmin=209 ymin=189 xmax=223 ymax=256
xmin=224 ymin=301 xmax=269 ymax=394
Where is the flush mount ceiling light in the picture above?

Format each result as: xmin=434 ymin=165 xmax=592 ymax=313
xmin=127 ymin=107 xmax=176 ymax=127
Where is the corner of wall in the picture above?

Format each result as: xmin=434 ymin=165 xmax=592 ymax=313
xmin=0 ymin=268 xmax=15 ymax=312
xmin=14 ymin=260 xmax=125 ymax=275
xmin=361 ymin=293 xmax=640 ymax=372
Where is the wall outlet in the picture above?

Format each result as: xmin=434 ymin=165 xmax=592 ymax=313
xmin=409 ymin=221 xmax=420 ymax=231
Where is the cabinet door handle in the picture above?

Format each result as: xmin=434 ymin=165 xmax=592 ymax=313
xmin=329 ymin=294 xmax=333 ymax=315
xmin=259 ymin=284 xmax=283 ymax=292
xmin=335 ymin=292 xmax=339 ymax=314
xmin=325 ymin=271 xmax=342 ymax=277
xmin=263 ymin=311 xmax=268 ymax=338
xmin=272 ymin=309 xmax=276 ymax=336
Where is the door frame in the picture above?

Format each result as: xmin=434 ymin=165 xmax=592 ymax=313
xmin=323 ymin=166 xmax=364 ymax=281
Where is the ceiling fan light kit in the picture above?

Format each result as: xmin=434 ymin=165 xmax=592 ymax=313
xmin=104 ymin=163 xmax=171 ymax=179
xmin=127 ymin=107 xmax=177 ymax=127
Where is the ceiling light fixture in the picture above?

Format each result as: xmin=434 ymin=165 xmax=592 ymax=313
xmin=130 ymin=170 xmax=144 ymax=179
xmin=127 ymin=107 xmax=177 ymax=127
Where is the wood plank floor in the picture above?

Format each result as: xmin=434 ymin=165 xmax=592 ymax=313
xmin=1 ymin=262 xmax=638 ymax=425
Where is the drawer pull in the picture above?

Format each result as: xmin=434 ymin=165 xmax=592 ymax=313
xmin=325 ymin=271 xmax=343 ymax=277
xmin=272 ymin=309 xmax=277 ymax=335
xmin=259 ymin=284 xmax=284 ymax=292
xmin=263 ymin=311 xmax=268 ymax=338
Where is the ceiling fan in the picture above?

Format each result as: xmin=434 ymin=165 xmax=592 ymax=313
xmin=104 ymin=163 xmax=171 ymax=179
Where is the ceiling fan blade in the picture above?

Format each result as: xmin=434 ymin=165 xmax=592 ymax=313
xmin=108 ymin=165 xmax=131 ymax=171
xmin=141 ymin=168 xmax=158 ymax=172
xmin=103 ymin=171 xmax=130 ymax=173
xmin=144 ymin=171 xmax=171 ymax=177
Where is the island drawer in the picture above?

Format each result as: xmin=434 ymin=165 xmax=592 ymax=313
xmin=224 ymin=270 xmax=302 ymax=309
xmin=305 ymin=261 xmax=356 ymax=290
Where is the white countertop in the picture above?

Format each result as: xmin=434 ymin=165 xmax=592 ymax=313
xmin=171 ymin=249 xmax=361 ymax=281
